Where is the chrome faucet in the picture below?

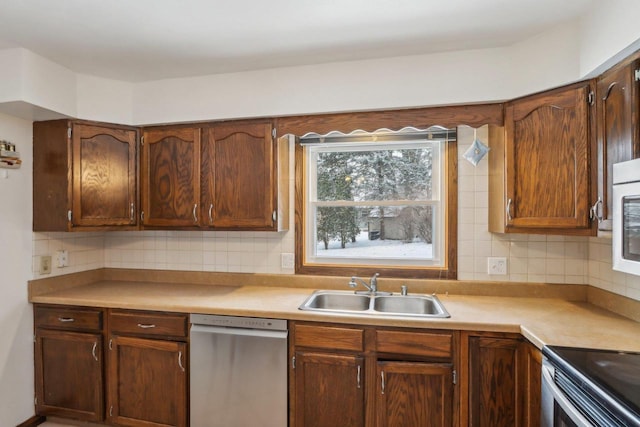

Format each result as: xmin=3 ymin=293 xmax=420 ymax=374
xmin=349 ymin=273 xmax=381 ymax=294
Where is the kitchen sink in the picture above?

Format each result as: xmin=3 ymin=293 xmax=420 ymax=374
xmin=299 ymin=290 xmax=450 ymax=318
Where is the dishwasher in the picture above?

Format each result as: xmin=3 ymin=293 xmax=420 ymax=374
xmin=190 ymin=314 xmax=288 ymax=427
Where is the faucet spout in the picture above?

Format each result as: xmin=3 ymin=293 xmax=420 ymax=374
xmin=348 ymin=273 xmax=381 ymax=294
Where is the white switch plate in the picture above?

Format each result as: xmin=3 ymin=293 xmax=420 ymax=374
xmin=56 ymin=250 xmax=69 ymax=268
xmin=487 ymin=257 xmax=508 ymax=275
xmin=281 ymin=253 xmax=295 ymax=269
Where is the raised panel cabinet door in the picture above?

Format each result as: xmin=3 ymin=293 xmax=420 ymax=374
xmin=504 ymin=82 xmax=593 ymax=231
xmin=520 ymin=342 xmax=542 ymax=427
xmin=201 ymin=123 xmax=275 ymax=229
xmin=294 ymin=351 xmax=365 ymax=427
xmin=71 ymin=124 xmax=137 ymax=227
xmin=141 ymin=128 xmax=201 ymax=227
xmin=468 ymin=336 xmax=521 ymax=427
xmin=35 ymin=329 xmax=104 ymax=422
xmin=107 ymin=335 xmax=187 ymax=427
xmin=376 ymin=361 xmax=453 ymax=427
xmin=596 ymin=60 xmax=640 ymax=230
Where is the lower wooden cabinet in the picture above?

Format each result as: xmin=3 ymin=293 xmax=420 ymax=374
xmin=376 ymin=361 xmax=453 ymax=427
xmin=290 ymin=322 xmax=456 ymax=427
xmin=461 ymin=332 xmax=542 ymax=427
xmin=33 ymin=305 xmax=188 ymax=427
xmin=294 ymin=351 xmax=365 ymax=427
xmin=107 ymin=336 xmax=187 ymax=427
xmin=34 ymin=305 xmax=104 ymax=422
xmin=35 ymin=328 xmax=104 ymax=421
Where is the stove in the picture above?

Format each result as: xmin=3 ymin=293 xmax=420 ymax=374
xmin=542 ymin=346 xmax=640 ymax=427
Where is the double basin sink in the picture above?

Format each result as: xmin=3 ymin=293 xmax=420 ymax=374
xmin=299 ymin=290 xmax=450 ymax=318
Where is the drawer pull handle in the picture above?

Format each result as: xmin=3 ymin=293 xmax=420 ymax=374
xmin=178 ymin=351 xmax=185 ymax=372
xmin=137 ymin=323 xmax=156 ymax=329
xmin=58 ymin=317 xmax=75 ymax=323
xmin=92 ymin=341 xmax=98 ymax=361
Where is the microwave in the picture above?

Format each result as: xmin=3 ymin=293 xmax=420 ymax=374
xmin=612 ymin=158 xmax=640 ymax=276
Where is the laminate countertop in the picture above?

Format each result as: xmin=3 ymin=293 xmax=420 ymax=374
xmin=29 ymin=278 xmax=640 ymax=353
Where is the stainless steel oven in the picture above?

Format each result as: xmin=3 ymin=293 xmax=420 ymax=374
xmin=613 ymin=158 xmax=640 ymax=276
xmin=541 ymin=346 xmax=640 ymax=427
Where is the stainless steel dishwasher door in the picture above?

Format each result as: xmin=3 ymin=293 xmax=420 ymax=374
xmin=190 ymin=315 xmax=288 ymax=427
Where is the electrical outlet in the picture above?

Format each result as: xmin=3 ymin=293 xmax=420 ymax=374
xmin=281 ymin=253 xmax=295 ymax=269
xmin=56 ymin=250 xmax=69 ymax=268
xmin=487 ymin=257 xmax=508 ymax=275
xmin=39 ymin=256 xmax=52 ymax=275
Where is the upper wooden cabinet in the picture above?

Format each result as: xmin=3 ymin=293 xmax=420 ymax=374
xmin=142 ymin=121 xmax=288 ymax=231
xmin=141 ymin=127 xmax=201 ymax=228
xmin=489 ymin=81 xmax=596 ymax=235
xmin=33 ymin=121 xmax=138 ymax=231
xmin=201 ymin=123 xmax=284 ymax=229
xmin=595 ymin=59 xmax=640 ymax=231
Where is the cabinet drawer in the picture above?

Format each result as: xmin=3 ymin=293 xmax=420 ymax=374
xmin=109 ymin=310 xmax=188 ymax=339
xmin=34 ymin=305 xmax=103 ymax=331
xmin=294 ymin=324 xmax=364 ymax=352
xmin=376 ymin=329 xmax=453 ymax=359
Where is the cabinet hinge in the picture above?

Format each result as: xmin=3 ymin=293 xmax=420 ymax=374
xmin=292 ymin=356 xmax=296 ymax=369
xmin=272 ymin=128 xmax=276 ymax=140
xmin=587 ymin=91 xmax=595 ymax=105
xmin=34 ymin=396 xmax=37 ymax=406
xmin=635 ymin=69 xmax=640 ymax=82
xmin=67 ymin=127 xmax=72 ymax=139
xmin=33 ymin=334 xmax=36 ymax=343
xmin=67 ymin=210 xmax=72 ymax=222
xmin=453 ymin=369 xmax=457 ymax=385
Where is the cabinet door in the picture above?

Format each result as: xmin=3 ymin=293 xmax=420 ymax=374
xmin=35 ymin=329 xmax=103 ymax=421
xmin=376 ymin=361 xmax=453 ymax=427
xmin=467 ymin=336 xmax=521 ymax=427
xmin=596 ymin=60 xmax=640 ymax=230
xmin=504 ymin=82 xmax=594 ymax=232
xmin=294 ymin=351 xmax=365 ymax=427
xmin=107 ymin=335 xmax=187 ymax=427
xmin=201 ymin=123 xmax=275 ymax=229
xmin=141 ymin=128 xmax=201 ymax=227
xmin=71 ymin=124 xmax=137 ymax=227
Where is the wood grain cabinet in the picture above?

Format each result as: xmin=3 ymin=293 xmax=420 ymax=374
xmin=290 ymin=322 xmax=455 ymax=427
xmin=142 ymin=121 xmax=288 ymax=231
xmin=489 ymin=81 xmax=596 ymax=235
xmin=141 ymin=127 xmax=201 ymax=228
xmin=34 ymin=305 xmax=105 ymax=422
xmin=594 ymin=58 xmax=640 ymax=230
xmin=106 ymin=310 xmax=188 ymax=427
xmin=460 ymin=332 xmax=541 ymax=427
xmin=33 ymin=121 xmax=138 ymax=231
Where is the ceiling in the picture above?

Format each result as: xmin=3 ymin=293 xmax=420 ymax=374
xmin=0 ymin=0 xmax=595 ymax=82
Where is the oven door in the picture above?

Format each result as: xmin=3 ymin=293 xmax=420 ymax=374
xmin=541 ymin=360 xmax=595 ymax=427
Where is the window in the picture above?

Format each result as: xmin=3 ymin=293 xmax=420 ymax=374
xmin=296 ymin=128 xmax=457 ymax=279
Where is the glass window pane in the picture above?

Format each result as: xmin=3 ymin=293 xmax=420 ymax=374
xmin=313 ymin=205 xmax=435 ymax=261
xmin=315 ymin=146 xmax=434 ymax=202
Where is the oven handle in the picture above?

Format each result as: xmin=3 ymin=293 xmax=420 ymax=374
xmin=541 ymin=363 xmax=595 ymax=427
xmin=190 ymin=324 xmax=288 ymax=340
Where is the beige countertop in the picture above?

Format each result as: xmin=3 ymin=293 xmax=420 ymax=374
xmin=29 ymin=277 xmax=640 ymax=353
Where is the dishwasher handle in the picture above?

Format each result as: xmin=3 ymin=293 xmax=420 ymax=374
xmin=191 ymin=324 xmax=288 ymax=340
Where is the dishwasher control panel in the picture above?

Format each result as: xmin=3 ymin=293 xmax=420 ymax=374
xmin=190 ymin=313 xmax=287 ymax=331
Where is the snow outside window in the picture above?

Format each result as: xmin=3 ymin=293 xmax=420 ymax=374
xmin=305 ymin=139 xmax=445 ymax=268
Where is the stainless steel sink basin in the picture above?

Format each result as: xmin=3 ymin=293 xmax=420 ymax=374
xmin=301 ymin=291 xmax=371 ymax=312
xmin=299 ymin=290 xmax=450 ymax=318
xmin=373 ymin=295 xmax=448 ymax=316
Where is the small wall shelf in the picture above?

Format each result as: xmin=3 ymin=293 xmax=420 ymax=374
xmin=0 ymin=149 xmax=21 ymax=169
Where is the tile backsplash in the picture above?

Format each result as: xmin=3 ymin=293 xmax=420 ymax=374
xmin=29 ymin=125 xmax=640 ymax=302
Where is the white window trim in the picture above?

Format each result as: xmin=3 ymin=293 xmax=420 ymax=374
xmin=304 ymin=139 xmax=446 ymax=268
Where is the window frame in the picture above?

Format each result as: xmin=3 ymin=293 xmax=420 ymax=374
xmin=294 ymin=134 xmax=458 ymax=279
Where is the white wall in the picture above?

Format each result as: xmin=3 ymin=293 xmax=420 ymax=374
xmin=0 ymin=113 xmax=35 ymax=425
